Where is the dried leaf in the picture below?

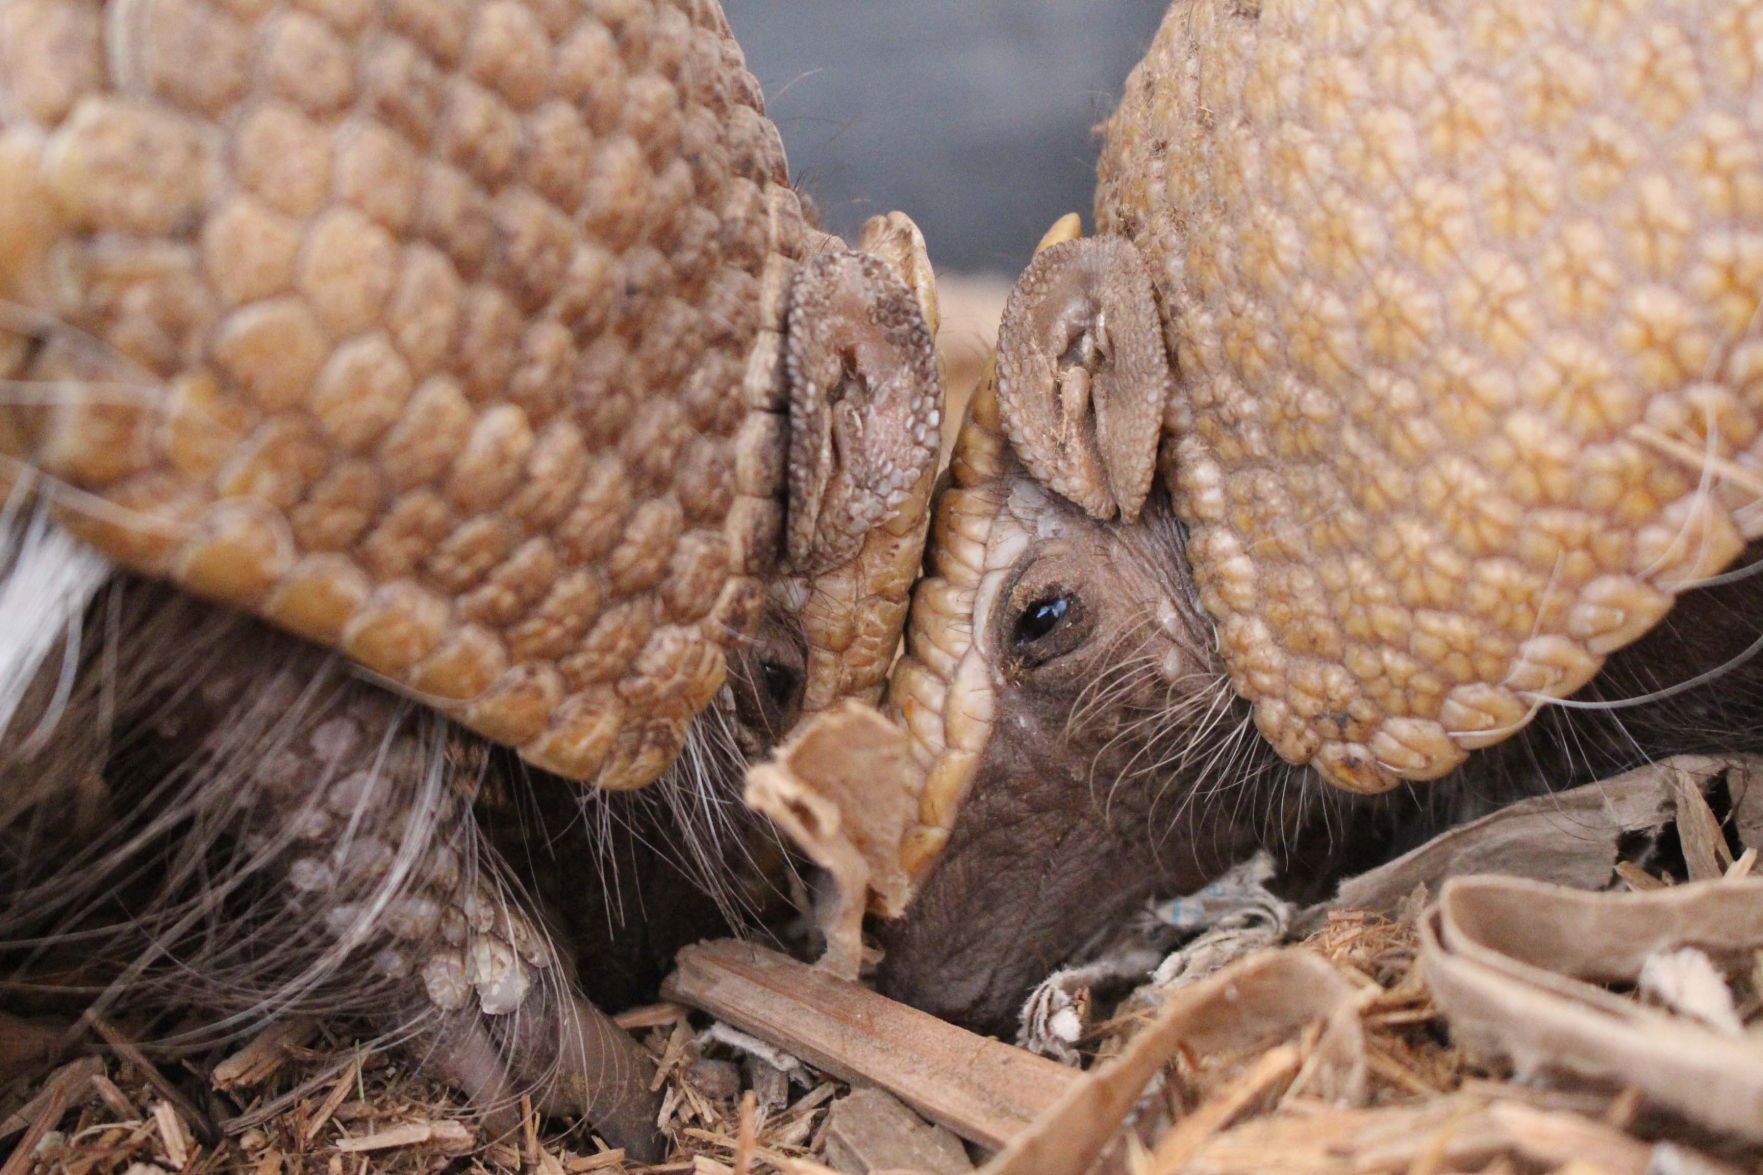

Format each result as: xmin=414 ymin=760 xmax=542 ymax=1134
xmin=1176 ymin=1095 xmax=1671 ymax=1175
xmin=1323 ymin=756 xmax=1763 ymax=920
xmin=744 ymin=702 xmax=922 ymax=978
xmin=1670 ymin=766 xmax=1733 ymax=881
xmin=1143 ymin=1044 xmax=1302 ymax=1173
xmin=978 ymin=949 xmax=1365 ymax=1175
xmin=1422 ymin=875 xmax=1763 ymax=1141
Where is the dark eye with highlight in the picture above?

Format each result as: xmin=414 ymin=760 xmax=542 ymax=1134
xmin=1009 ymin=588 xmax=1089 ymax=671
xmin=1015 ymin=596 xmax=1070 ymax=645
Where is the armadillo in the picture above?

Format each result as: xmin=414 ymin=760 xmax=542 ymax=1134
xmin=876 ymin=0 xmax=1763 ymax=1037
xmin=0 ymin=0 xmax=941 ymax=1155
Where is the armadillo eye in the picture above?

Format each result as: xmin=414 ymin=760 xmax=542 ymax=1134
xmin=1009 ymin=588 xmax=1092 ymax=672
xmin=1016 ymin=596 xmax=1070 ymax=645
xmin=729 ymin=611 xmax=807 ymax=750
xmin=760 ymin=659 xmax=801 ymax=709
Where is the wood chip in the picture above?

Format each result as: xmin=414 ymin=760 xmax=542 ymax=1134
xmin=732 ymin=1091 xmax=758 ymax=1175
xmin=211 ymin=1020 xmax=316 ymax=1091
xmin=1145 ymin=1044 xmax=1302 ymax=1174
xmin=819 ymin=1088 xmax=973 ymax=1175
xmin=152 ymin=1100 xmax=190 ymax=1170
xmin=90 ymin=1072 xmax=139 ymax=1120
xmin=332 ymin=1119 xmax=475 ymax=1153
xmin=783 ymin=1161 xmax=846 ymax=1175
xmin=1671 ymin=766 xmax=1733 ymax=881
xmin=87 ymin=1017 xmax=212 ymax=1143
xmin=1363 ymin=1043 xmax=1443 ymax=1096
xmin=0 ymin=1056 xmax=98 ymax=1175
xmin=1603 ymin=1087 xmax=1645 ymax=1131
xmin=1614 ymin=861 xmax=1667 ymax=891
xmin=663 ymin=939 xmax=1078 ymax=1150
xmin=524 ymin=1094 xmax=542 ymax=1166
xmin=614 ymin=1002 xmax=691 ymax=1031
xmin=301 ymin=1058 xmax=361 ymax=1143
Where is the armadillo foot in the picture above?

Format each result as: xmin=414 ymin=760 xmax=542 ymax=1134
xmin=417 ymin=981 xmax=664 ymax=1161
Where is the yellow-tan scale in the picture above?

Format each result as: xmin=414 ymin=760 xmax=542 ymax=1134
xmin=886 ymin=359 xmax=1010 ymax=883
xmin=1098 ymin=0 xmax=1763 ymax=791
xmin=0 ymin=0 xmax=813 ymax=788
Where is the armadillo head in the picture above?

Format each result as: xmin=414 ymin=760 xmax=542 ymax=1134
xmin=873 ymin=218 xmax=1288 ymax=1033
xmin=878 ymin=0 xmax=1763 ymax=1032
xmin=0 ymin=0 xmax=940 ymax=790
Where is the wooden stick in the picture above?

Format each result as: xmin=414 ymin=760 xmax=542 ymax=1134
xmin=662 ymin=939 xmax=1079 ymax=1150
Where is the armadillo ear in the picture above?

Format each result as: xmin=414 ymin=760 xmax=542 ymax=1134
xmin=783 ymin=240 xmax=942 ymax=577
xmin=995 ymin=236 xmax=1170 ymax=522
xmin=858 ymin=211 xmax=940 ymax=338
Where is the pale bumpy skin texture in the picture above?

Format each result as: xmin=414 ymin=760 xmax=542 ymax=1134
xmin=0 ymin=0 xmax=827 ymax=789
xmin=1097 ymin=0 xmax=1763 ymax=791
xmin=996 ymin=236 xmax=1169 ymax=525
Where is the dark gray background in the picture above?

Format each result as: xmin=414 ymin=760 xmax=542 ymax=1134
xmin=723 ymin=3 xmax=1167 ymax=276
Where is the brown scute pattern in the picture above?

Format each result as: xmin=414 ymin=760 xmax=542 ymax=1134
xmin=0 ymin=0 xmax=810 ymax=788
xmin=1099 ymin=0 xmax=1763 ymax=792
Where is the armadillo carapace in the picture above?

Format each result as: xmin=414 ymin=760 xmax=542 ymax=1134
xmin=0 ymin=0 xmax=940 ymax=790
xmin=0 ymin=0 xmax=941 ymax=1155
xmin=1076 ymin=0 xmax=1763 ymax=793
